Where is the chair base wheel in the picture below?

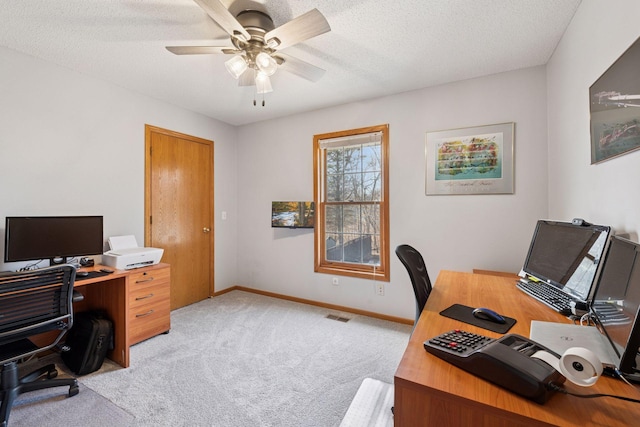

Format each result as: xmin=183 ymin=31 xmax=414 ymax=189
xmin=69 ymin=383 xmax=80 ymax=397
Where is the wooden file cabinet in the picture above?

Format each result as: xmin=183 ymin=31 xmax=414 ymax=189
xmin=73 ymin=262 xmax=171 ymax=367
xmin=127 ymin=265 xmax=171 ymax=346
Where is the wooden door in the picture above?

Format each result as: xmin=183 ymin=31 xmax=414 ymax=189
xmin=144 ymin=125 xmax=214 ymax=310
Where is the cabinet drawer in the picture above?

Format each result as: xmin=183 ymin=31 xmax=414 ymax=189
xmin=129 ymin=300 xmax=170 ymax=345
xmin=129 ymin=267 xmax=170 ymax=288
xmin=129 ymin=281 xmax=170 ymax=309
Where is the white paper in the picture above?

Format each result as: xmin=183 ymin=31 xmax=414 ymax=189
xmin=108 ymin=235 xmax=139 ymax=251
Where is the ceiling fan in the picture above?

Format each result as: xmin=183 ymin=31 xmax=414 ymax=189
xmin=166 ymin=0 xmax=331 ymax=105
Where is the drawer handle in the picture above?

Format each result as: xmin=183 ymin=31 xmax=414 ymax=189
xmin=136 ymin=309 xmax=155 ymax=318
xmin=135 ymin=293 xmax=154 ymax=301
xmin=135 ymin=277 xmax=154 ymax=283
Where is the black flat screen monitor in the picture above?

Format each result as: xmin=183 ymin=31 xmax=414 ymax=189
xmin=521 ymin=220 xmax=611 ymax=301
xmin=271 ymin=202 xmax=314 ymax=229
xmin=591 ymin=235 xmax=640 ymax=376
xmin=4 ymin=216 xmax=104 ymax=264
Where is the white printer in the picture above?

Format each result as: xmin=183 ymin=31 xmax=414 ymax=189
xmin=102 ymin=235 xmax=163 ymax=270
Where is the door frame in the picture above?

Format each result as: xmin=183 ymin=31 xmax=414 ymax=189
xmin=144 ymin=124 xmax=215 ymax=297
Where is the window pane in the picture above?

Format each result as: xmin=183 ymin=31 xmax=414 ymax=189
xmin=343 ymin=233 xmax=364 ymax=263
xmin=362 ymin=144 xmax=380 ymax=172
xmin=326 ymin=233 xmax=343 ymax=262
xmin=361 ymin=204 xmax=379 ymax=236
xmin=343 ymin=146 xmax=362 ymax=173
xmin=362 ymin=172 xmax=380 ymax=201
xmin=326 ymin=147 xmax=343 ymax=202
xmin=325 ymin=205 xmax=341 ymax=233
xmin=326 ymin=148 xmax=343 ymax=174
xmin=326 ymin=173 xmax=342 ymax=202
xmin=368 ymin=235 xmax=381 ymax=265
xmin=343 ymin=205 xmax=361 ymax=234
xmin=343 ymin=172 xmax=363 ymax=202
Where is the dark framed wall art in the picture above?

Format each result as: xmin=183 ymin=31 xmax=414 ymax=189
xmin=590 ymin=36 xmax=640 ymax=164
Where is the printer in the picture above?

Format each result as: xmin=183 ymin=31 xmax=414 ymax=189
xmin=102 ymin=235 xmax=163 ymax=270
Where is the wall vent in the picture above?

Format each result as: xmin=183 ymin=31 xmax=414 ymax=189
xmin=326 ymin=314 xmax=350 ymax=322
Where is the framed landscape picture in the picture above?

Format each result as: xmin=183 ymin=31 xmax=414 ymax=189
xmin=425 ymin=122 xmax=514 ymax=195
xmin=590 ymin=36 xmax=640 ymax=164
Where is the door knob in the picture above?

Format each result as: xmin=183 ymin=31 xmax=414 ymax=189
xmin=203 ymin=227 xmax=211 ymax=233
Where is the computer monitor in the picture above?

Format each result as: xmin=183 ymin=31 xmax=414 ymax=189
xmin=4 ymin=216 xmax=104 ymax=265
xmin=521 ymin=219 xmax=611 ymax=302
xmin=591 ymin=235 xmax=640 ymax=377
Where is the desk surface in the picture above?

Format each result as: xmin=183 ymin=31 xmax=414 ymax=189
xmin=394 ymin=270 xmax=640 ymax=427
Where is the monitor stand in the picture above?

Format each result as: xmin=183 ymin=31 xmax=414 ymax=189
xmin=50 ymin=256 xmax=69 ymax=265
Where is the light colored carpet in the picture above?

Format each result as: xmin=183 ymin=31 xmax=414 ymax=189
xmin=339 ymin=378 xmax=394 ymax=427
xmin=10 ymin=290 xmax=411 ymax=426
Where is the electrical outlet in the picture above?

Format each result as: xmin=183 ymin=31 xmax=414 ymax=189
xmin=376 ymin=283 xmax=384 ymax=296
xmin=332 ymin=277 xmax=339 ymax=286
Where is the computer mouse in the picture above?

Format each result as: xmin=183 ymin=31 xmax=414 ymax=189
xmin=472 ymin=307 xmax=506 ymax=324
xmin=76 ymin=271 xmax=89 ymax=277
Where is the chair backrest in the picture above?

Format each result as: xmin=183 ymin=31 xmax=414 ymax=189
xmin=395 ymin=244 xmax=433 ymax=325
xmin=0 ymin=264 xmax=76 ymax=364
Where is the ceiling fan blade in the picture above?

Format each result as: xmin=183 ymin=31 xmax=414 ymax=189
xmin=166 ymin=46 xmax=236 ymax=55
xmin=275 ymin=53 xmax=326 ymax=82
xmin=193 ymin=0 xmax=251 ymax=41
xmin=265 ymin=9 xmax=330 ymax=50
xmin=238 ymin=68 xmax=255 ymax=86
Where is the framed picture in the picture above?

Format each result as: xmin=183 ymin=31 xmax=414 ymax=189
xmin=590 ymin=35 xmax=640 ymax=164
xmin=425 ymin=122 xmax=514 ymax=195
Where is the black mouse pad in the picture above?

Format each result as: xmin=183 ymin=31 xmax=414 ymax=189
xmin=439 ymin=304 xmax=516 ymax=334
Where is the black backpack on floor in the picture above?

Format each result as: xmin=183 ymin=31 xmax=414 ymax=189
xmin=62 ymin=311 xmax=113 ymax=375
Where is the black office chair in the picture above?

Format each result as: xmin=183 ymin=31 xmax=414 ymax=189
xmin=0 ymin=265 xmax=79 ymax=427
xmin=396 ymin=244 xmax=433 ymax=327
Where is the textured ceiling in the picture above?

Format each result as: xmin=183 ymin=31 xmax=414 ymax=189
xmin=0 ymin=0 xmax=582 ymax=126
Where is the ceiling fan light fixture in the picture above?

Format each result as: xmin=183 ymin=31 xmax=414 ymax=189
xmin=255 ymin=72 xmax=273 ymax=94
xmin=225 ymin=55 xmax=248 ymax=79
xmin=255 ymin=52 xmax=278 ymax=76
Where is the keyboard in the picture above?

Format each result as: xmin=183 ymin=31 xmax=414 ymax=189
xmin=592 ymin=301 xmax=632 ymax=325
xmin=424 ymin=329 xmax=494 ymax=356
xmin=516 ymin=279 xmax=575 ymax=312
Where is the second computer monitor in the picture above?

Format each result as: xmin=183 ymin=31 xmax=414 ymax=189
xmin=591 ymin=235 xmax=640 ymax=377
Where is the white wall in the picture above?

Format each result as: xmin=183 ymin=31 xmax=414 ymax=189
xmin=547 ymin=0 xmax=640 ymax=240
xmin=0 ymin=47 xmax=239 ymax=290
xmin=236 ymin=66 xmax=549 ymax=319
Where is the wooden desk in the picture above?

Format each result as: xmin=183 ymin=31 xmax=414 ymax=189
xmin=72 ymin=263 xmax=170 ymax=368
xmin=394 ymin=270 xmax=640 ymax=427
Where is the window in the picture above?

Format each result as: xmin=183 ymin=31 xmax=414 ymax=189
xmin=313 ymin=124 xmax=390 ymax=281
